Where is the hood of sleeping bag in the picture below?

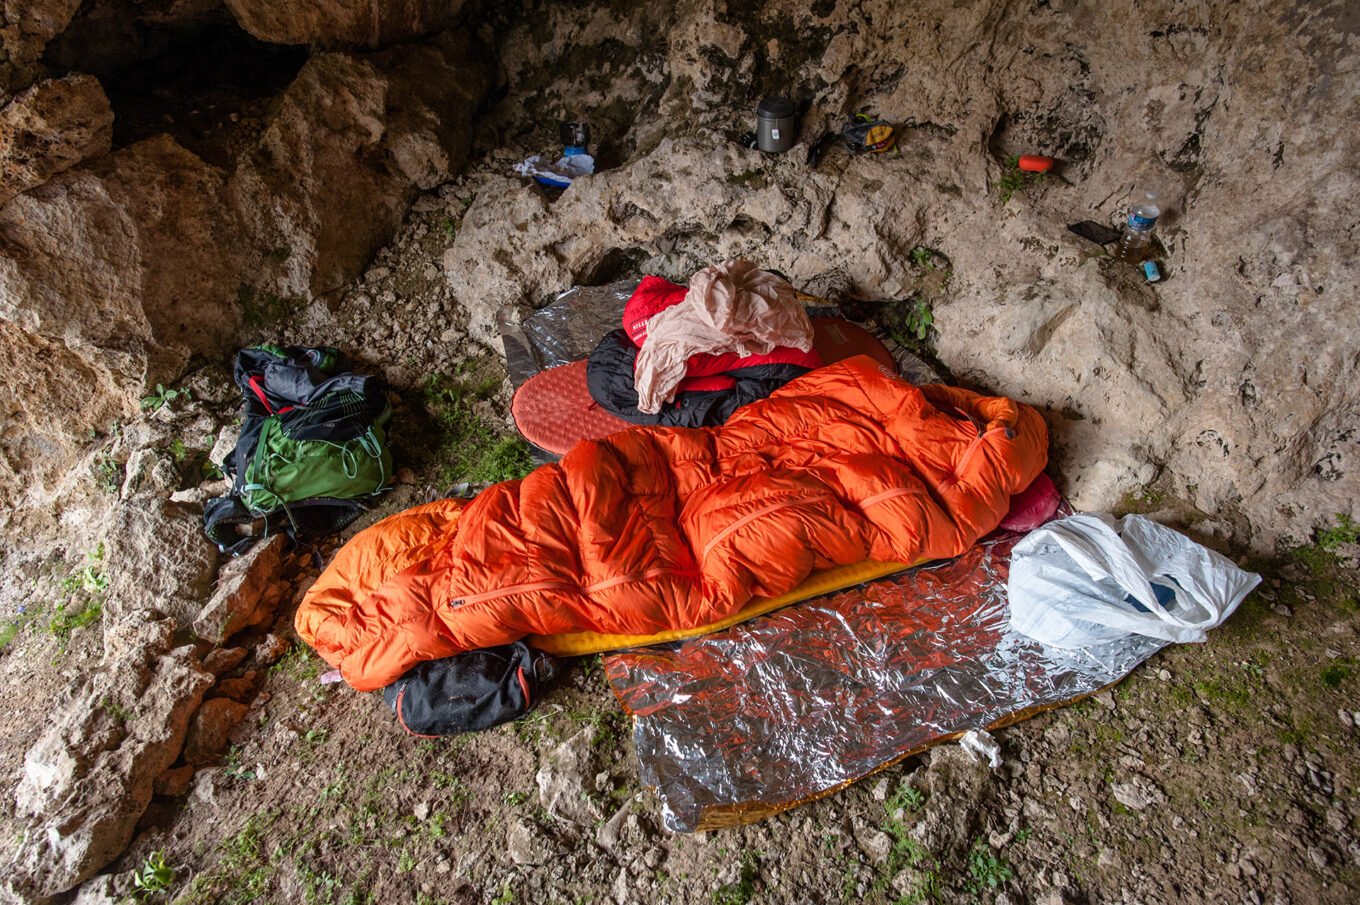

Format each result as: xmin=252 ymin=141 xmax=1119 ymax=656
xmin=624 ymin=275 xmax=687 ymax=344
xmin=586 ymin=328 xmax=815 ymax=428
xmin=296 ymin=356 xmax=1049 ymax=691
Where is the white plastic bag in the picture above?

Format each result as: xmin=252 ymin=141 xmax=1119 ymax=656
xmin=512 ymin=152 xmax=595 ymax=188
xmin=1007 ymin=513 xmax=1261 ymax=649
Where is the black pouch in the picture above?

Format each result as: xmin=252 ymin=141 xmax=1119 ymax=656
xmin=382 ymin=643 xmax=557 ymax=736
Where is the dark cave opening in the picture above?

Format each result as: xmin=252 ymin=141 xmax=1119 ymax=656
xmin=61 ymin=19 xmax=309 ymax=168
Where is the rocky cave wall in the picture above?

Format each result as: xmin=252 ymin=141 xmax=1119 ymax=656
xmin=0 ymin=0 xmax=1357 ymax=548
xmin=0 ymin=0 xmax=492 ymax=533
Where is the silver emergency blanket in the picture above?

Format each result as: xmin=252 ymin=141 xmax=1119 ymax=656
xmin=497 ymin=279 xmax=639 ymax=390
xmin=602 ymin=531 xmax=1166 ymax=832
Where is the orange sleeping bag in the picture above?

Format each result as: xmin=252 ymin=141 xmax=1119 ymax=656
xmin=297 ymin=357 xmax=1048 ymax=691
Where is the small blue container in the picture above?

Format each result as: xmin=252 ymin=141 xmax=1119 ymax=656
xmin=1142 ymin=260 xmax=1162 ymax=282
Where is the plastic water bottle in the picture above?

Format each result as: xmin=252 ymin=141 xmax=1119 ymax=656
xmin=1115 ymin=188 xmax=1160 ymax=263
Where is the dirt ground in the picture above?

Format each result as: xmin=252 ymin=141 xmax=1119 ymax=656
xmin=2 ymin=170 xmax=1356 ymax=905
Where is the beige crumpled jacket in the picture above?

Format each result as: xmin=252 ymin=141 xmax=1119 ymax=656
xmin=633 ymin=260 xmax=814 ymax=413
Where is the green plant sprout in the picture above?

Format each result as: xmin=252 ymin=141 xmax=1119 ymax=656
xmin=134 ymin=850 xmax=175 ymax=898
xmin=141 ymin=384 xmax=191 ymax=412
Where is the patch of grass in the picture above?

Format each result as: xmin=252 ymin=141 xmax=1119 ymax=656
xmin=440 ymin=217 xmax=457 ymax=241
xmin=0 ymin=597 xmax=47 ymax=652
xmin=423 ymin=364 xmax=533 ymax=487
xmin=224 ymin=745 xmax=257 ymax=782
xmin=100 ymin=696 xmax=130 ymax=723
xmin=49 ymin=554 xmax=104 ymax=653
xmin=909 ymin=246 xmax=943 ymax=271
xmin=1292 ymin=513 xmax=1359 ymax=576
xmin=965 ymin=838 xmax=1014 ymax=894
xmin=422 ymin=812 xmax=448 ymax=839
xmin=93 ymin=450 xmax=123 ymax=494
xmin=1320 ymin=659 xmax=1354 ymax=689
xmin=1193 ymin=675 xmax=1253 ymax=712
xmin=431 ymin=772 xmax=471 ymax=808
xmin=61 ymin=544 xmax=108 ymax=596
xmin=134 ymin=850 xmax=176 ymax=899
xmin=169 ymin=439 xmax=188 ymax=463
xmin=712 ymin=850 xmax=760 ymax=905
xmin=886 ymin=780 xmax=926 ymax=815
xmin=997 ymin=154 xmax=1045 ymax=204
xmin=1317 ymin=514 xmax=1359 ymax=551
xmin=874 ymin=780 xmax=940 ymax=902
xmin=1116 ymin=485 xmax=1165 ymax=515
xmin=490 ymin=883 xmax=514 ymax=905
xmin=270 ymin=644 xmax=321 ymax=682
xmin=569 ymin=706 xmax=627 ymax=754
xmin=296 ymin=858 xmax=339 ymax=905
xmin=1277 ymin=725 xmax=1309 ymax=746
xmin=174 ymin=812 xmax=279 ymax=905
xmin=840 ymin=860 xmax=860 ymax=902
xmin=726 ymin=168 xmax=765 ymax=187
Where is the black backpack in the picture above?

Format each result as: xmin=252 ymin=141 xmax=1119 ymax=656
xmin=383 ymin=643 xmax=557 ymax=736
xmin=204 ymin=345 xmax=393 ymax=555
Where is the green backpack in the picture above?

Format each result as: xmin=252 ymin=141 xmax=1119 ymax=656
xmin=204 ymin=345 xmax=393 ymax=555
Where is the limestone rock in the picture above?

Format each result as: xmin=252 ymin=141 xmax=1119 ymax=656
xmin=225 ymin=0 xmax=469 ymax=49
xmin=40 ymin=0 xmax=227 ymax=78
xmin=153 ymin=764 xmax=195 ymax=797
xmin=507 ymin=819 xmax=548 ymax=866
xmin=227 ymin=31 xmax=490 ymax=300
xmin=182 ymin=698 xmax=249 ymax=766
xmin=202 ymin=646 xmax=249 ymax=676
xmin=252 ymin=632 xmax=291 ymax=667
xmin=1111 ymin=776 xmax=1167 ymax=811
xmin=0 ymin=0 xmax=84 ymax=95
xmin=193 ymin=535 xmax=287 ymax=644
xmin=8 ymin=619 xmax=212 ymax=900
xmin=0 ymin=74 xmax=113 ymax=206
xmin=104 ymin=498 xmax=219 ymax=631
xmin=0 ymin=135 xmax=244 ymax=520
xmin=910 ymin=746 xmax=995 ymax=856
xmin=536 ymin=728 xmax=604 ymax=826
xmin=69 ymin=875 xmax=120 ymax=905
xmin=210 ymin=672 xmax=259 ymax=703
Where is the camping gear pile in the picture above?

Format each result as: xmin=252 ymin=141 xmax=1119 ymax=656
xmin=274 ymin=260 xmax=1259 ymax=831
xmin=204 ymin=345 xmax=392 ymax=555
xmin=503 ymin=273 xmax=905 ymax=456
xmin=585 ymin=269 xmax=823 ymax=428
xmin=514 ymin=120 xmax=596 ymax=189
xmin=296 ymin=354 xmax=1049 ymax=691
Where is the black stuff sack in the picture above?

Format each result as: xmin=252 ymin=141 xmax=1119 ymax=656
xmin=383 ymin=643 xmax=558 ymax=736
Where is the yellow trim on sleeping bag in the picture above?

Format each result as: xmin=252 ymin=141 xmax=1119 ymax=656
xmin=527 ymin=558 xmax=922 ymax=657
